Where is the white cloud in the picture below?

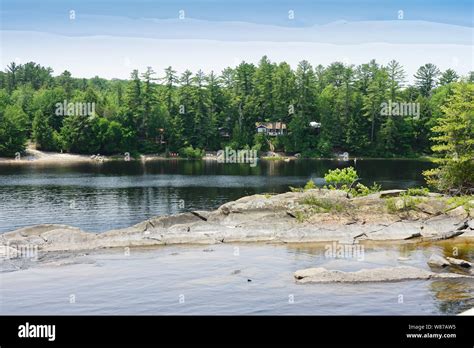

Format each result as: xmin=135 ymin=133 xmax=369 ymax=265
xmin=1 ymin=19 xmax=472 ymax=80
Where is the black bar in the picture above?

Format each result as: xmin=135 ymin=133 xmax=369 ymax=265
xmin=0 ymin=316 xmax=472 ymax=346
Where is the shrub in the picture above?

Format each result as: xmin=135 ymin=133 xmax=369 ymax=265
xmin=445 ymin=196 xmax=474 ymax=212
xmin=348 ymin=182 xmax=381 ymax=197
xmin=301 ymin=196 xmax=345 ymax=213
xmin=291 ymin=169 xmax=380 ymax=197
xmin=179 ymin=145 xmax=204 ymax=159
xmin=386 ymin=196 xmax=422 ymax=213
xmin=294 ymin=211 xmax=306 ymax=223
xmin=404 ymin=187 xmax=430 ymax=197
xmin=304 ymin=179 xmax=317 ymax=191
xmin=324 ymin=167 xmax=358 ymax=189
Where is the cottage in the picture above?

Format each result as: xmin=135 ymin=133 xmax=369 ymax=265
xmin=255 ymin=122 xmax=287 ymax=136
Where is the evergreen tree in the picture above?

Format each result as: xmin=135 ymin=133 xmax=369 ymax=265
xmin=0 ymin=104 xmax=29 ymax=157
xmin=32 ymin=110 xmax=57 ymax=150
xmin=414 ymin=63 xmax=440 ymax=97
xmin=439 ymin=69 xmax=459 ymax=86
xmin=423 ymin=82 xmax=474 ymax=192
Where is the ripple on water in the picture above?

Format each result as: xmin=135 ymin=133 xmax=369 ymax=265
xmin=1 ymin=242 xmax=473 ymax=315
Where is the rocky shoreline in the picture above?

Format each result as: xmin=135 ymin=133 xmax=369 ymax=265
xmin=1 ymin=189 xmax=473 ymax=256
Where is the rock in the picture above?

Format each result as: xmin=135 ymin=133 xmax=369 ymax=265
xmin=427 ymin=254 xmax=450 ymax=267
xmin=423 ymin=230 xmax=465 ymax=242
xmin=427 ymin=192 xmax=443 ymax=197
xmin=294 ymin=266 xmax=472 ymax=283
xmin=42 ymin=227 xmax=96 ymax=245
xmin=137 ymin=213 xmax=204 ymax=230
xmin=395 ymin=198 xmax=405 ymax=210
xmin=446 ymin=206 xmax=468 ymax=219
xmin=446 ymin=257 xmax=472 ymax=268
xmin=468 ymin=219 xmax=474 ymax=229
xmin=1 ymin=189 xmax=473 ymax=254
xmin=191 ymin=211 xmax=211 ymax=221
xmin=379 ymin=190 xmax=407 ymax=198
xmin=404 ymin=233 xmax=422 ymax=240
xmin=417 ymin=201 xmax=445 ymax=215
xmin=0 ymin=245 xmax=19 ymax=259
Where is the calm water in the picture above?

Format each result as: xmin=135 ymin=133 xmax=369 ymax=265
xmin=1 ymin=242 xmax=473 ymax=315
xmin=1 ymin=159 xmax=473 ymax=316
xmin=0 ymin=159 xmax=433 ymax=233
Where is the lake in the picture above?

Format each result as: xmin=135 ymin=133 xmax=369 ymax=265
xmin=1 ymin=241 xmax=473 ymax=315
xmin=0 ymin=159 xmax=433 ymax=233
xmin=2 ymin=158 xmax=473 ymax=316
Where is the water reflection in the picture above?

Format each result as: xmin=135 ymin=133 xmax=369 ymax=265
xmin=1 ymin=241 xmax=472 ymax=315
xmin=431 ymin=280 xmax=474 ymax=314
xmin=0 ymin=159 xmax=434 ymax=233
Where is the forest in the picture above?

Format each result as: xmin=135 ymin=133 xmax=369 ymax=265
xmin=0 ymin=57 xmax=472 ymax=159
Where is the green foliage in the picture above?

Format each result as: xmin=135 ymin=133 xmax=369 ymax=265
xmin=414 ymin=63 xmax=441 ymax=97
xmin=423 ymin=82 xmax=474 ymax=193
xmin=294 ymin=211 xmax=306 ymax=223
xmin=301 ymin=196 xmax=345 ymax=213
xmin=0 ymin=59 xmax=471 ymax=161
xmin=253 ymin=133 xmax=268 ymax=152
xmin=324 ymin=167 xmax=359 ymax=189
xmin=404 ymin=187 xmax=430 ymax=197
xmin=0 ymin=104 xmax=29 ymax=156
xmin=32 ymin=110 xmax=58 ymax=151
xmin=289 ymin=186 xmax=303 ymax=192
xmin=385 ymin=196 xmax=422 ymax=213
xmin=322 ymin=167 xmax=380 ymax=196
xmin=179 ymin=145 xmax=204 ymax=159
xmin=347 ymin=182 xmax=381 ymax=197
xmin=445 ymin=196 xmax=474 ymax=212
xmin=303 ymin=179 xmax=317 ymax=191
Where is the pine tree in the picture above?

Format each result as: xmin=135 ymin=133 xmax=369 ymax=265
xmin=32 ymin=110 xmax=56 ymax=150
xmin=439 ymin=69 xmax=459 ymax=86
xmin=141 ymin=66 xmax=157 ymax=138
xmin=423 ymin=82 xmax=474 ymax=192
xmin=414 ymin=63 xmax=440 ymax=97
xmin=386 ymin=60 xmax=405 ymax=101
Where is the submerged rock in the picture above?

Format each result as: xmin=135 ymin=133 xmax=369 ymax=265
xmin=446 ymin=257 xmax=473 ymax=268
xmin=294 ymin=266 xmax=473 ymax=283
xmin=427 ymin=254 xmax=450 ymax=267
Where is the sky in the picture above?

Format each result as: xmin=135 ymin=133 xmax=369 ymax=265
xmin=1 ymin=0 xmax=473 ymax=79
xmin=2 ymin=0 xmax=473 ymax=27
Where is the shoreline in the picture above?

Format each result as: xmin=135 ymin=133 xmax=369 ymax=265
xmin=0 ymin=148 xmax=434 ymax=165
xmin=1 ymin=188 xmax=472 ymax=255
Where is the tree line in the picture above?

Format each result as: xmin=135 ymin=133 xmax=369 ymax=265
xmin=0 ymin=57 xmax=472 ymax=159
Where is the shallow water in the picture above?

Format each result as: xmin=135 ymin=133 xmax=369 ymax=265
xmin=1 ymin=241 xmax=473 ymax=315
xmin=0 ymin=159 xmax=433 ymax=233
